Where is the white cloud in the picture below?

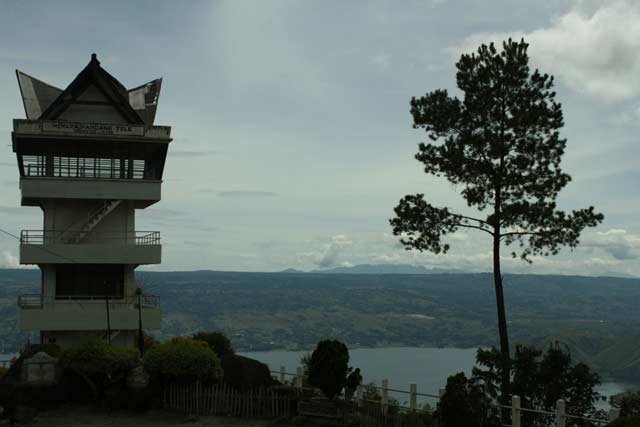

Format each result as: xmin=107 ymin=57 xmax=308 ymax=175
xmin=0 ymin=250 xmax=18 ymax=268
xmin=451 ymin=0 xmax=640 ymax=101
xmin=581 ymin=228 xmax=640 ymax=260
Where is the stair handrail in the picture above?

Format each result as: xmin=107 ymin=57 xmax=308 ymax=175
xmin=59 ymin=200 xmax=116 ymax=243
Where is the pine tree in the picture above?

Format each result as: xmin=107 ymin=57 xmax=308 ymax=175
xmin=390 ymin=39 xmax=604 ymax=405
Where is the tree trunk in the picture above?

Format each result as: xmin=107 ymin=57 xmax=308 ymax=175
xmin=493 ymin=230 xmax=511 ymax=407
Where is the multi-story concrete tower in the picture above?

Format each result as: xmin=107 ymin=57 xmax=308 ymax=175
xmin=12 ymin=54 xmax=170 ymax=347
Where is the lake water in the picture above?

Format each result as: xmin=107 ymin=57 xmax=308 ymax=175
xmin=242 ymin=347 xmax=637 ymax=409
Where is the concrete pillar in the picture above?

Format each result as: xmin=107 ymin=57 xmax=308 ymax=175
xmin=556 ymin=399 xmax=566 ymax=427
xmin=409 ymin=383 xmax=417 ymax=411
xmin=296 ymin=366 xmax=303 ymax=388
xmin=512 ymin=395 xmax=521 ymax=427
xmin=381 ymin=379 xmax=389 ymax=416
xmin=356 ymin=385 xmax=363 ymax=407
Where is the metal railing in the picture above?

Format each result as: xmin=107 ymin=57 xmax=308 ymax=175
xmin=18 ymin=294 xmax=160 ymax=309
xmin=268 ymin=367 xmax=620 ymax=426
xmin=499 ymin=395 xmax=619 ymax=426
xmin=20 ymin=230 xmax=160 ymax=245
xmin=22 ymin=155 xmax=156 ymax=180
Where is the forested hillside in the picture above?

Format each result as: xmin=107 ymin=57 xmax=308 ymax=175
xmin=1 ymin=269 xmax=640 ymax=380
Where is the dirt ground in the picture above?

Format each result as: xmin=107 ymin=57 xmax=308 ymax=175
xmin=21 ymin=406 xmax=279 ymax=427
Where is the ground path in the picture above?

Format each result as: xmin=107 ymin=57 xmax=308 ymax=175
xmin=21 ymin=407 xmax=277 ymax=427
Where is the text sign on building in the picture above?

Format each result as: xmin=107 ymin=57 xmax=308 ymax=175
xmin=42 ymin=121 xmax=145 ymax=137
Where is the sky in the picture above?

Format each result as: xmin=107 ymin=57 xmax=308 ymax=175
xmin=0 ymin=0 xmax=639 ymax=276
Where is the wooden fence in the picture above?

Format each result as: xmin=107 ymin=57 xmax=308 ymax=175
xmin=163 ymin=381 xmax=436 ymax=426
xmin=354 ymin=400 xmax=437 ymax=427
xmin=163 ymin=382 xmax=296 ymax=418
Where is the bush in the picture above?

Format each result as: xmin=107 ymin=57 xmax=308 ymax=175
xmin=437 ymin=372 xmax=500 ymax=427
xmin=308 ymin=339 xmax=349 ymax=400
xmin=60 ymin=337 xmax=139 ymax=376
xmin=220 ymin=354 xmax=273 ymax=390
xmin=135 ymin=332 xmax=160 ymax=353
xmin=143 ymin=337 xmax=223 ymax=384
xmin=473 ymin=344 xmax=606 ymax=424
xmin=0 ymin=367 xmax=8 ymax=379
xmin=59 ymin=336 xmax=139 ymax=399
xmin=616 ymin=391 xmax=640 ymax=418
xmin=192 ymin=331 xmax=234 ymax=357
xmin=608 ymin=417 xmax=640 ymax=427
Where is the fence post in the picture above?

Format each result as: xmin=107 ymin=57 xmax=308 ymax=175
xmin=280 ymin=365 xmax=286 ymax=384
xmin=512 ymin=395 xmax=521 ymax=427
xmin=556 ymin=399 xmax=566 ymax=427
xmin=381 ymin=379 xmax=389 ymax=416
xmin=296 ymin=366 xmax=304 ymax=389
xmin=356 ymin=384 xmax=363 ymax=407
xmin=409 ymin=383 xmax=417 ymax=411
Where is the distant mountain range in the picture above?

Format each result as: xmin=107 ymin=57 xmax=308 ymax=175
xmin=282 ymin=263 xmax=468 ymax=275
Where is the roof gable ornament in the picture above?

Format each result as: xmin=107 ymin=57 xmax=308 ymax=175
xmin=17 ymin=53 xmax=163 ymax=125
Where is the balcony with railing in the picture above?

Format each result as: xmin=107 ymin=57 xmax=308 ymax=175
xmin=22 ymin=155 xmax=156 ymax=180
xmin=17 ymin=294 xmax=161 ymax=331
xmin=19 ymin=230 xmax=162 ymax=265
xmin=18 ymin=155 xmax=162 ymax=207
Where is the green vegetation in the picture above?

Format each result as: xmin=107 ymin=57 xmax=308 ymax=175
xmin=615 ymin=391 xmax=640 ymax=418
xmin=2 ymin=269 xmax=640 ymax=382
xmin=142 ymin=336 xmax=223 ymax=384
xmin=438 ymin=372 xmax=500 ymax=427
xmin=308 ymin=339 xmax=349 ymax=399
xmin=392 ymin=37 xmax=604 ymax=405
xmin=472 ymin=344 xmax=605 ymax=426
xmin=439 ymin=344 xmax=604 ymax=426
xmin=192 ymin=331 xmax=234 ymax=357
xmin=59 ymin=336 xmax=139 ymax=399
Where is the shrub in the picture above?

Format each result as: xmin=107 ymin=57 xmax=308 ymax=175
xmin=135 ymin=332 xmax=160 ymax=353
xmin=308 ymin=339 xmax=349 ymax=400
xmin=59 ymin=336 xmax=139 ymax=399
xmin=220 ymin=354 xmax=273 ymax=390
xmin=473 ymin=343 xmax=606 ymax=423
xmin=143 ymin=337 xmax=223 ymax=384
xmin=437 ymin=372 xmax=500 ymax=427
xmin=616 ymin=391 xmax=640 ymax=418
xmin=192 ymin=331 xmax=234 ymax=357
xmin=0 ymin=367 xmax=8 ymax=379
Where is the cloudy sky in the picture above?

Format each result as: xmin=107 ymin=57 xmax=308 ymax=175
xmin=0 ymin=0 xmax=639 ymax=276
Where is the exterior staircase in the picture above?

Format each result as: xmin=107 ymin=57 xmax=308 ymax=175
xmin=63 ymin=199 xmax=122 ymax=244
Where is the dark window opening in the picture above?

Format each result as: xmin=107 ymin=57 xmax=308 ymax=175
xmin=55 ymin=264 xmax=125 ymax=298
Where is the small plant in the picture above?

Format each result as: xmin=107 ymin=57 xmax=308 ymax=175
xmin=308 ymin=339 xmax=349 ymax=400
xmin=143 ymin=336 xmax=223 ymax=384
xmin=192 ymin=331 xmax=234 ymax=357
xmin=59 ymin=336 xmax=139 ymax=400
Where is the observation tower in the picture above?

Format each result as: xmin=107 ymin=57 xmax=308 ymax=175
xmin=12 ymin=54 xmax=170 ymax=347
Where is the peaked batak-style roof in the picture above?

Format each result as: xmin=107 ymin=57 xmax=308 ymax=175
xmin=16 ymin=53 xmax=163 ymax=125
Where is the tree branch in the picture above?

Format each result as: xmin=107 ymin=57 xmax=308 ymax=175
xmin=500 ymin=230 xmax=546 ymax=240
xmin=456 ymin=223 xmax=494 ymax=235
xmin=451 ymin=213 xmax=491 ymax=225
